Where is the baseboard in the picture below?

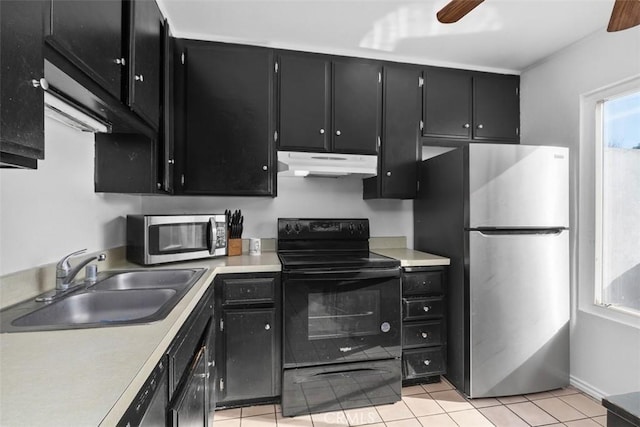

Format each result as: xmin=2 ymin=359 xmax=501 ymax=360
xmin=570 ymin=375 xmax=607 ymax=401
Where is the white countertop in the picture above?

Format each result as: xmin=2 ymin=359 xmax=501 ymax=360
xmin=372 ymin=248 xmax=450 ymax=267
xmin=0 ymin=253 xmax=280 ymax=427
xmin=0 ymin=247 xmax=448 ymax=426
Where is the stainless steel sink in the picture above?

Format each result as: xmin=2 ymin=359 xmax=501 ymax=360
xmin=90 ymin=269 xmax=200 ymax=291
xmin=12 ymin=289 xmax=177 ymax=327
xmin=0 ymin=268 xmax=206 ymax=333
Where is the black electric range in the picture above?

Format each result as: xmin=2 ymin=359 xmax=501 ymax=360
xmin=277 ymin=218 xmax=403 ymax=417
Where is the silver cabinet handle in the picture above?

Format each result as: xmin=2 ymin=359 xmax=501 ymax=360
xmin=335 ymin=130 xmax=341 ymax=136
xmin=477 ymin=124 xmax=484 ymax=129
xmin=168 ymin=159 xmax=175 ymax=164
xmin=319 ymin=129 xmax=325 ymax=134
xmin=423 ymin=306 xmax=430 ymax=312
xmin=423 ymin=360 xmax=431 ymax=366
xmin=386 ymin=171 xmax=392 ymax=177
xmin=135 ymin=74 xmax=144 ymax=82
xmin=463 ymin=123 xmax=470 ymax=128
xmin=265 ymin=323 xmax=271 ymax=330
xmin=114 ymin=58 xmax=126 ymax=66
xmin=31 ymin=78 xmax=49 ymax=90
xmin=421 ymin=332 xmax=428 ymax=339
xmin=262 ymin=165 xmax=268 ymax=171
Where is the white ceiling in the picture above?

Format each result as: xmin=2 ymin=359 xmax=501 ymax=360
xmin=158 ymin=0 xmax=618 ymax=74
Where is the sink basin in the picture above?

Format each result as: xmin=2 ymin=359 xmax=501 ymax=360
xmin=12 ymin=289 xmax=177 ymax=327
xmin=0 ymin=268 xmax=206 ymax=333
xmin=90 ymin=269 xmax=201 ymax=291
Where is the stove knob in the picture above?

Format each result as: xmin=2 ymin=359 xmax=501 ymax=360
xmin=284 ymin=223 xmax=292 ymax=234
xmin=294 ymin=223 xmax=302 ymax=234
xmin=348 ymin=223 xmax=355 ymax=234
xmin=358 ymin=223 xmax=366 ymax=234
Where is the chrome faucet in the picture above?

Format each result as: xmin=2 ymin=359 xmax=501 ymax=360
xmin=56 ymin=249 xmax=107 ymax=290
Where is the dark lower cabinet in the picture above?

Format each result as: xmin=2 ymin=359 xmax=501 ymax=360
xmin=0 ymin=0 xmax=46 ymax=168
xmin=214 ymin=273 xmax=281 ymax=407
xmin=364 ymin=65 xmax=421 ymax=199
xmin=174 ymin=41 xmax=276 ymax=196
xmin=401 ymin=266 xmax=448 ymax=385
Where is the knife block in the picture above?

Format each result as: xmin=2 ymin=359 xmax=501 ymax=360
xmin=228 ymin=238 xmax=242 ymax=256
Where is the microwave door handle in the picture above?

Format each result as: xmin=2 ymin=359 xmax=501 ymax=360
xmin=207 ymin=218 xmax=216 ymax=254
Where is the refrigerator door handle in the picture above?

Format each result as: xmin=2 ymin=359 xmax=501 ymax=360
xmin=471 ymin=228 xmax=567 ymax=236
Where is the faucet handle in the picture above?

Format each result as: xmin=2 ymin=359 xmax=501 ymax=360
xmin=56 ymin=249 xmax=88 ymax=276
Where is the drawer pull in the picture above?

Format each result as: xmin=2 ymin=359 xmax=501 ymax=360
xmin=423 ymin=306 xmax=431 ymax=312
xmin=265 ymin=323 xmax=271 ymax=331
xmin=421 ymin=332 xmax=429 ymax=339
xmin=423 ymin=360 xmax=431 ymax=366
xmin=422 ymin=281 xmax=431 ymax=286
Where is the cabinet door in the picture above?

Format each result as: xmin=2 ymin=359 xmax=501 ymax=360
xmin=423 ymin=68 xmax=471 ymax=139
xmin=0 ymin=0 xmax=45 ymax=166
xmin=278 ymin=53 xmax=330 ymax=152
xmin=473 ymin=74 xmax=520 ymax=141
xmin=47 ymin=0 xmax=123 ymax=99
xmin=180 ymin=43 xmax=275 ymax=196
xmin=128 ymin=0 xmax=162 ymax=129
xmin=380 ymin=66 xmax=421 ymax=198
xmin=332 ymin=60 xmax=381 ymax=154
xmin=219 ymin=308 xmax=277 ymax=403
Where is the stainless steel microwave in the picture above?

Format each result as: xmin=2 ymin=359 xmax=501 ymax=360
xmin=127 ymin=214 xmax=227 ymax=265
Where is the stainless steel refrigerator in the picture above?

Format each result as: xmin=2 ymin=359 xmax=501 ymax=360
xmin=414 ymin=143 xmax=570 ymax=398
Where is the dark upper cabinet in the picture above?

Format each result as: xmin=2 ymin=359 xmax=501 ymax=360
xmin=277 ymin=53 xmax=330 ymax=152
xmin=175 ymin=41 xmax=276 ymax=196
xmin=46 ymin=0 xmax=124 ymax=100
xmin=473 ymin=74 xmax=520 ymax=141
xmin=126 ymin=0 xmax=163 ymax=129
xmin=277 ymin=52 xmax=381 ymax=155
xmin=364 ymin=65 xmax=421 ymax=199
xmin=0 ymin=0 xmax=45 ymax=169
xmin=423 ymin=68 xmax=471 ymax=139
xmin=422 ymin=68 xmax=519 ymax=143
xmin=332 ymin=60 xmax=382 ymax=154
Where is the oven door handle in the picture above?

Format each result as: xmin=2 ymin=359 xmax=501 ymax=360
xmin=284 ymin=268 xmax=400 ymax=281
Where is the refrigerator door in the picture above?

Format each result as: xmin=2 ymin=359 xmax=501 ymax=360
xmin=468 ymin=144 xmax=569 ymax=228
xmin=468 ymin=229 xmax=570 ymax=398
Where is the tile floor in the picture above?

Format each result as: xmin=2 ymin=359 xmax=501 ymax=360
xmin=212 ymin=379 xmax=608 ymax=427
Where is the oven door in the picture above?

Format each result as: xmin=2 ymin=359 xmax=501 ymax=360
xmin=283 ymin=268 xmax=401 ymax=368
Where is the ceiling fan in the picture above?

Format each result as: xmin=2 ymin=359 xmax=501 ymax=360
xmin=436 ymin=0 xmax=640 ymax=32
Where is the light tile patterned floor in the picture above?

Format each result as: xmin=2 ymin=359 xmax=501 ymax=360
xmin=212 ymin=379 xmax=608 ymax=427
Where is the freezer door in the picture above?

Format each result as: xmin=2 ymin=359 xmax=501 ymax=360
xmin=468 ymin=229 xmax=570 ymax=398
xmin=468 ymin=144 xmax=569 ymax=228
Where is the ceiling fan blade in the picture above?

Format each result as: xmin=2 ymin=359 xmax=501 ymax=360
xmin=607 ymin=0 xmax=640 ymax=32
xmin=437 ymin=0 xmax=485 ymax=24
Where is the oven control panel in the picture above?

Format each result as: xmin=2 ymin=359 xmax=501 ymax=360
xmin=278 ymin=218 xmax=370 ymax=240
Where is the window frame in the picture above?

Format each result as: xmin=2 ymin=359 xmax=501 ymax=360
xmin=582 ymin=75 xmax=640 ymax=323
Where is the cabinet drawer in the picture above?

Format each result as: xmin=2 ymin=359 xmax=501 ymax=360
xmin=222 ymin=277 xmax=275 ymax=305
xmin=403 ymin=347 xmax=446 ymax=379
xmin=403 ymin=297 xmax=443 ymax=320
xmin=403 ymin=271 xmax=443 ymax=295
xmin=402 ymin=321 xmax=443 ymax=348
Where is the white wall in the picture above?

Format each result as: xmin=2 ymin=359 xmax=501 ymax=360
xmin=142 ymin=176 xmax=414 ymax=245
xmin=0 ymin=118 xmax=142 ymax=276
xmin=521 ymin=26 xmax=640 ymax=397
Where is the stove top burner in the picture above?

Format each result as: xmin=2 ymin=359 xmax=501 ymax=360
xmin=278 ymin=250 xmax=399 ymax=271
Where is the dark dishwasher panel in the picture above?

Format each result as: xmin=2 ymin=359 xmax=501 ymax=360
xmin=117 ymin=356 xmax=168 ymax=427
xmin=282 ymin=359 xmax=401 ymax=417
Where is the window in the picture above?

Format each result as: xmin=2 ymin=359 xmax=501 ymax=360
xmin=595 ymin=89 xmax=640 ymax=316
